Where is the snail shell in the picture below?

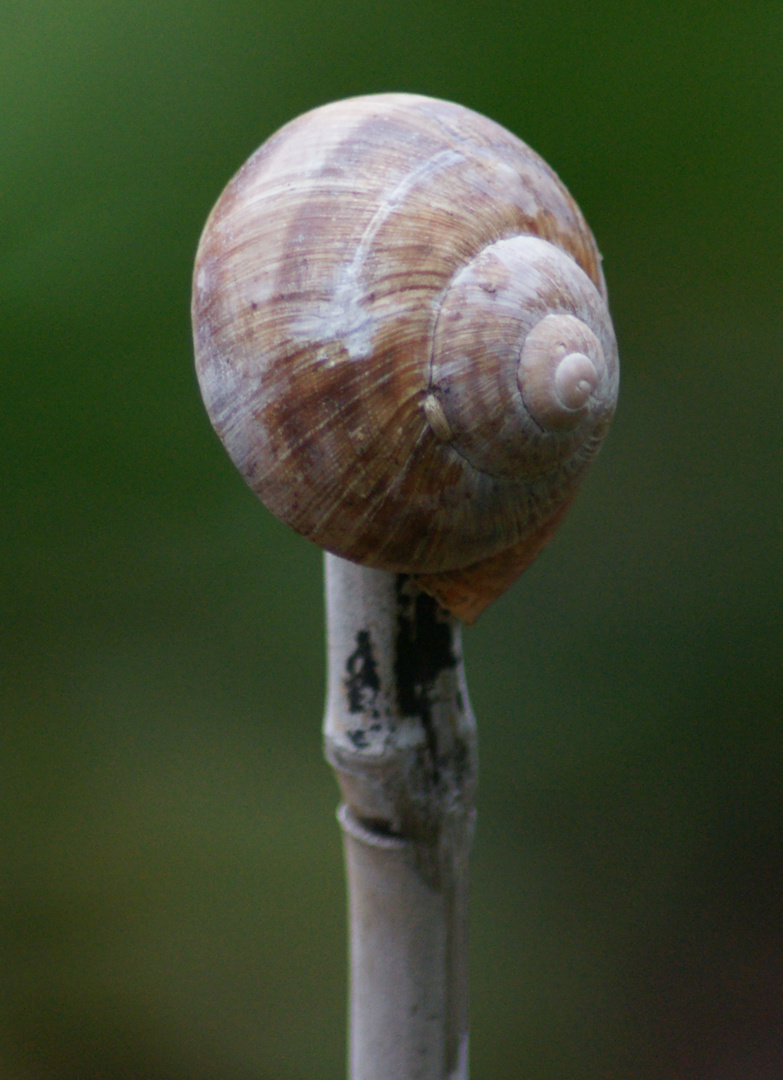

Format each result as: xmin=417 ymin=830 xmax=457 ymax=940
xmin=192 ymin=93 xmax=619 ymax=623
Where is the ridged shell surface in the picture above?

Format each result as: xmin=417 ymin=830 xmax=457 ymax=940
xmin=193 ymin=93 xmax=618 ymax=617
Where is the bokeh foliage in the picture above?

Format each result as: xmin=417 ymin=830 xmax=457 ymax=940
xmin=2 ymin=1 xmax=782 ymax=1077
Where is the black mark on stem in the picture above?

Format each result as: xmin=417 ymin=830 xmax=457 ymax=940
xmin=345 ymin=629 xmax=381 ymax=715
xmin=393 ymin=576 xmax=457 ymax=782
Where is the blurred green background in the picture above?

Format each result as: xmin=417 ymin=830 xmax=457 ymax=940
xmin=2 ymin=1 xmax=782 ymax=1077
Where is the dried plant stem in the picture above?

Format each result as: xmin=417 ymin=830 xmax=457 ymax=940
xmin=323 ymin=553 xmax=478 ymax=1080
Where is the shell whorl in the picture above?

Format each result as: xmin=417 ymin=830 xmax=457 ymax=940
xmin=192 ymin=93 xmax=619 ymax=621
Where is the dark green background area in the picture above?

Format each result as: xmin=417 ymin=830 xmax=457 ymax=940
xmin=2 ymin=2 xmax=781 ymax=1077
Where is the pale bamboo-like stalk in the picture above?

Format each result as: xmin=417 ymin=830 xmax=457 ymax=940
xmin=323 ymin=553 xmax=478 ymax=1080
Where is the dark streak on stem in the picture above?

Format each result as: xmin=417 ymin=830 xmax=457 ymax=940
xmin=393 ymin=575 xmax=457 ymax=785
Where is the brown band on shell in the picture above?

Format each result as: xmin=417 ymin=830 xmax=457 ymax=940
xmin=415 ymin=496 xmax=577 ymax=624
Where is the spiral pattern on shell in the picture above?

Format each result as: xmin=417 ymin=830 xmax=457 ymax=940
xmin=192 ymin=93 xmax=619 ymax=621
